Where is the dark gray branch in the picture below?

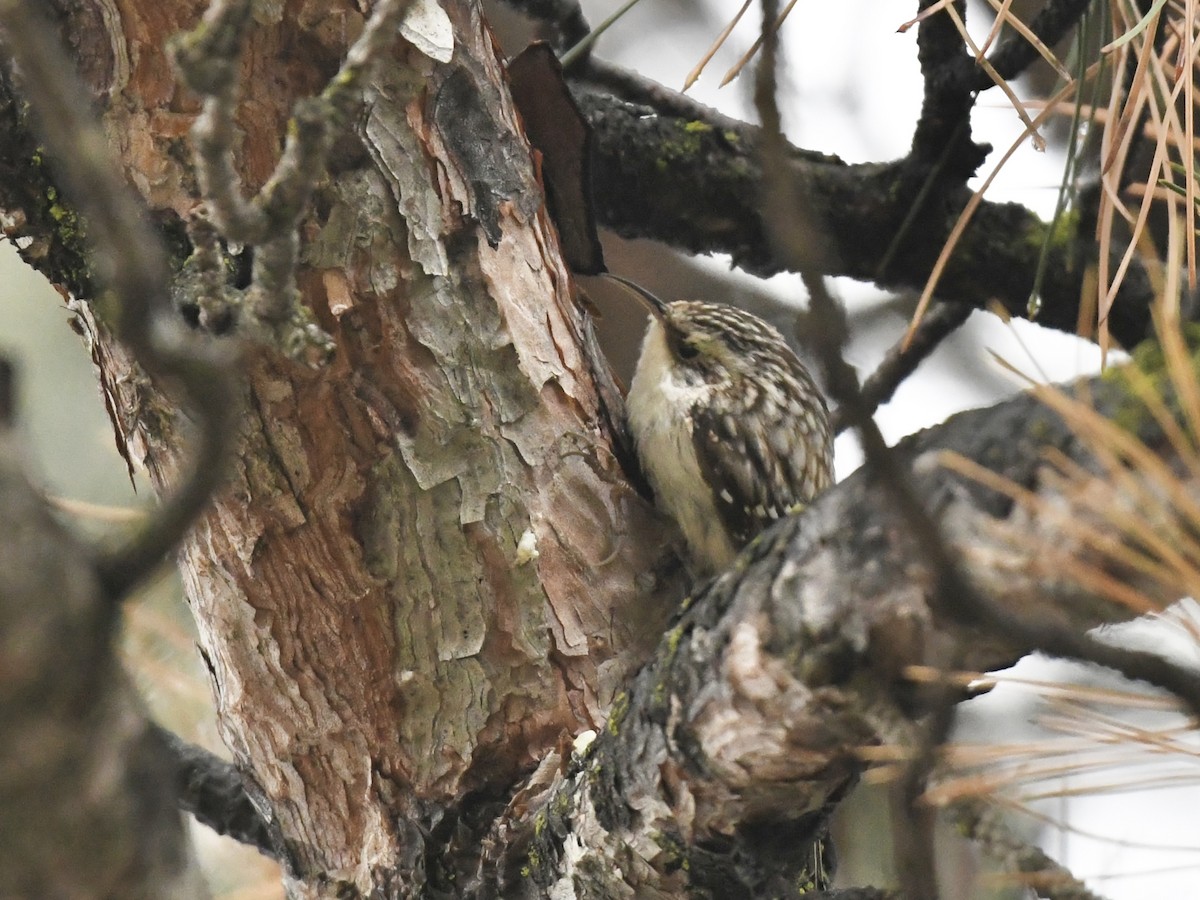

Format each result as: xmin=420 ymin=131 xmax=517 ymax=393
xmin=151 ymin=724 xmax=280 ymax=862
xmin=983 ymin=0 xmax=1095 ymax=87
xmin=486 ymin=358 xmax=1196 ymax=897
xmin=567 ymin=80 xmax=1159 ymax=350
xmin=911 ymin=0 xmax=988 ymax=177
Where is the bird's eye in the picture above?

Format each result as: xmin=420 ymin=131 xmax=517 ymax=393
xmin=677 ymin=341 xmax=700 ymax=360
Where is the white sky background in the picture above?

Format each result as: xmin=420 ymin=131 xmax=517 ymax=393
xmin=585 ymin=0 xmax=1200 ymax=896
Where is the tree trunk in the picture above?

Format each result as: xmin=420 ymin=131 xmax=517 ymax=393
xmin=42 ymin=0 xmax=682 ymax=892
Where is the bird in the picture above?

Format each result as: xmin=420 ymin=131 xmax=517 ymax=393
xmin=612 ymin=274 xmax=834 ymax=575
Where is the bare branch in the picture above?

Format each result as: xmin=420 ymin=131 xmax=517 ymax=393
xmin=170 ymin=0 xmax=409 ymax=353
xmin=151 ymin=724 xmax=280 ymax=862
xmin=984 ymin=0 xmax=1095 ymax=87
xmin=0 ymin=1 xmax=240 ymax=600
xmin=833 ymin=302 xmax=974 ymax=436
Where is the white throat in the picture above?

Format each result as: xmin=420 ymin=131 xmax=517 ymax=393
xmin=626 ymin=319 xmax=734 ymax=571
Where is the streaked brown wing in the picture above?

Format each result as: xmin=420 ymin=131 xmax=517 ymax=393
xmin=690 ymin=379 xmax=832 ymax=551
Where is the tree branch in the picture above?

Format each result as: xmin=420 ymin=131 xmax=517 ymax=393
xmin=567 ymin=80 xmax=1160 ymax=349
xmin=151 ymin=724 xmax=281 ymax=862
xmin=983 ymin=0 xmax=1096 ymax=87
xmin=911 ymin=0 xmax=987 ymax=177
xmin=833 ymin=302 xmax=974 ymax=435
xmin=0 ymin=1 xmax=240 ymax=601
xmin=948 ymin=799 xmax=1108 ymax=900
xmin=491 ymin=353 xmax=1200 ymax=895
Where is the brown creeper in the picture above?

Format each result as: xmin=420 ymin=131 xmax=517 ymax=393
xmin=614 ymin=276 xmax=834 ymax=574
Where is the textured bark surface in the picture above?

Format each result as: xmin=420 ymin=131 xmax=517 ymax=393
xmin=489 ymin=370 xmax=1189 ymax=898
xmin=44 ymin=0 xmax=683 ymax=892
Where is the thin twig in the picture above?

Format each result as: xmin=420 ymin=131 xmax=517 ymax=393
xmin=0 ymin=356 xmax=11 ymax=427
xmin=891 ymin=660 xmax=959 ymax=900
xmin=833 ymin=302 xmax=973 ymax=435
xmin=754 ymin=0 xmax=954 ymax=889
xmin=575 ymin=56 xmax=753 ymax=134
xmin=0 ymin=1 xmax=241 ymax=601
xmin=171 ymin=0 xmax=409 ymax=352
xmin=151 ymin=723 xmax=280 ymax=860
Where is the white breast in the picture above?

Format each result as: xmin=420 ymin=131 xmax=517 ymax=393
xmin=626 ymin=320 xmax=737 ymax=572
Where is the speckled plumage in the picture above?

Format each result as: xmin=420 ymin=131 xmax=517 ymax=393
xmin=626 ymin=298 xmax=833 ymax=574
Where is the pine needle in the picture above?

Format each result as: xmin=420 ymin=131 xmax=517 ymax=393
xmin=718 ymin=0 xmax=800 ymax=88
xmin=684 ymin=0 xmax=752 ymax=90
